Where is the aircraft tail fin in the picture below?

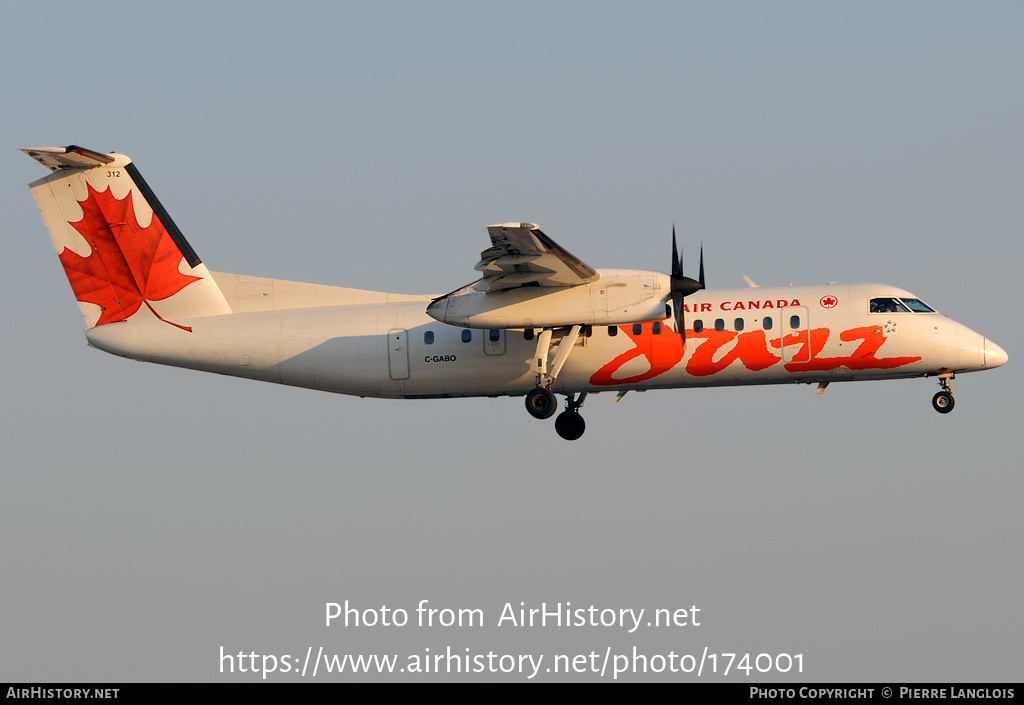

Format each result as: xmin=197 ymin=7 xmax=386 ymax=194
xmin=23 ymin=146 xmax=231 ymax=330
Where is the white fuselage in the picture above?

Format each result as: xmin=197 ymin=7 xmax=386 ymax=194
xmin=83 ymin=278 xmax=1005 ymax=400
xmin=22 ymin=147 xmax=1006 ymax=432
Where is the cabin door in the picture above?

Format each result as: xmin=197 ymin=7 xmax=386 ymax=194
xmin=387 ymin=329 xmax=410 ymax=380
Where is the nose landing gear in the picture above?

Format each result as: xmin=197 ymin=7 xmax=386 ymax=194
xmin=932 ymin=373 xmax=955 ymax=414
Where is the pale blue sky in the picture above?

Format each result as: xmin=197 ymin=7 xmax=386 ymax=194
xmin=2 ymin=1 xmax=1021 ymax=681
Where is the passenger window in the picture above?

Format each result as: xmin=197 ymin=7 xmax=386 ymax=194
xmin=790 ymin=315 xmax=800 ymax=329
xmin=735 ymin=318 xmax=744 ymax=331
xmin=524 ymin=328 xmax=534 ymax=341
xmin=608 ymin=325 xmax=618 ymax=337
xmin=461 ymin=329 xmax=472 ymax=343
xmin=715 ymin=318 xmax=725 ymax=332
xmin=632 ymin=323 xmax=642 ymax=335
xmin=489 ymin=329 xmax=501 ymax=342
xmin=583 ymin=325 xmax=592 ymax=337
xmin=763 ymin=317 xmax=773 ymax=330
xmin=652 ymin=321 xmax=662 ymax=335
xmin=424 ymin=331 xmax=434 ymax=345
xmin=693 ymin=319 xmax=703 ymax=333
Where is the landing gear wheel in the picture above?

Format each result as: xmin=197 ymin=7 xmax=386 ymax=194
xmin=555 ymin=411 xmax=586 ymax=440
xmin=932 ymin=391 xmax=954 ymax=414
xmin=525 ymin=387 xmax=557 ymax=419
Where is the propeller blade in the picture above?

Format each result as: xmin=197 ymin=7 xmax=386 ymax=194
xmin=671 ymin=290 xmax=686 ymax=343
xmin=668 ymin=225 xmax=707 ymax=343
xmin=671 ymin=225 xmax=682 ymax=280
xmin=698 ymin=244 xmax=705 ymax=290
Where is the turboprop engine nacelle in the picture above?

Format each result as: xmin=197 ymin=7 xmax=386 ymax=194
xmin=426 ymin=269 xmax=671 ymax=329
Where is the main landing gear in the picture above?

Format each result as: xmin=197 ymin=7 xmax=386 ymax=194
xmin=525 ymin=388 xmax=588 ymax=440
xmin=553 ymin=393 xmax=587 ymax=440
xmin=524 ymin=388 xmax=589 ymax=440
xmin=931 ymin=373 xmax=955 ymax=414
xmin=525 ymin=387 xmax=557 ymax=419
xmin=524 ymin=325 xmax=590 ymax=439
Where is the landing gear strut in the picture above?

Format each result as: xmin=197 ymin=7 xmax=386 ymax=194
xmin=554 ymin=393 xmax=587 ymax=441
xmin=524 ymin=325 xmax=589 ymax=438
xmin=932 ymin=374 xmax=955 ymax=414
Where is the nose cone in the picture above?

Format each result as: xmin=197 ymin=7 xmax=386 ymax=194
xmin=984 ymin=339 xmax=1008 ymax=369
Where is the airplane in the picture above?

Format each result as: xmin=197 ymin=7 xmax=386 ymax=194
xmin=23 ymin=145 xmax=1008 ymax=440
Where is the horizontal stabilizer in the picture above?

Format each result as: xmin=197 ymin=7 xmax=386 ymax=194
xmin=22 ymin=145 xmax=115 ymax=170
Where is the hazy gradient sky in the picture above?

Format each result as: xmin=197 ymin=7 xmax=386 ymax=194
xmin=2 ymin=1 xmax=1021 ymax=682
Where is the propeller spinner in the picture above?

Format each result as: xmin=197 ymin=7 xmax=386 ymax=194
xmin=669 ymin=226 xmax=705 ymax=342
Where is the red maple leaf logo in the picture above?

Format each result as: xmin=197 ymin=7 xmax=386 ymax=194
xmin=59 ymin=183 xmax=200 ymax=330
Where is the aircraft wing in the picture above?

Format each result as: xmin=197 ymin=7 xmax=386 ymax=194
xmin=473 ymin=223 xmax=599 ymax=293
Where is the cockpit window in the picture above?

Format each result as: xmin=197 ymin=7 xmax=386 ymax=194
xmin=870 ymin=296 xmax=935 ymax=313
xmin=900 ymin=298 xmax=935 ymax=313
xmin=869 ymin=297 xmax=910 ymax=313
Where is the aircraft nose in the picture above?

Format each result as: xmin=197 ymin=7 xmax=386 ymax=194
xmin=984 ymin=339 xmax=1008 ymax=369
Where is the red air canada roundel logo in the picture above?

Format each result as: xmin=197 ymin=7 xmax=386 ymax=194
xmin=819 ymin=295 xmax=838 ymax=309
